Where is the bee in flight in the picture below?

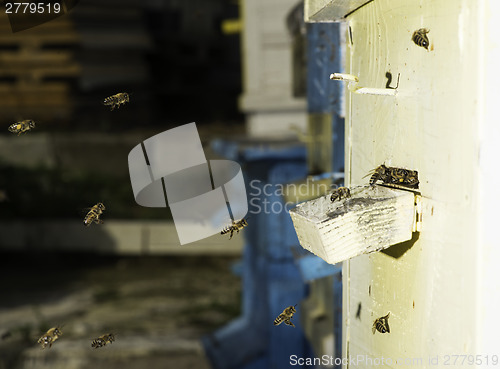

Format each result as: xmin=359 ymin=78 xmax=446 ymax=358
xmin=372 ymin=312 xmax=390 ymax=334
xmin=330 ymin=186 xmax=351 ymax=202
xmin=8 ymin=119 xmax=35 ymax=135
xmin=84 ymin=202 xmax=106 ymax=226
xmin=103 ymin=92 xmax=130 ymax=110
xmin=273 ymin=305 xmax=297 ymax=328
xmin=37 ymin=327 xmax=62 ymax=349
xmin=412 ymin=28 xmax=430 ymax=50
xmin=221 ymin=218 xmax=248 ymax=240
xmin=91 ymin=333 xmax=115 ymax=349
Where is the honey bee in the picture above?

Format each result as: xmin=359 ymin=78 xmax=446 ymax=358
xmin=103 ymin=92 xmax=130 ymax=110
xmin=273 ymin=305 xmax=297 ymax=328
xmin=366 ymin=164 xmax=390 ymax=186
xmin=330 ymin=186 xmax=351 ymax=202
xmin=37 ymin=327 xmax=62 ymax=349
xmin=221 ymin=218 xmax=248 ymax=240
xmin=84 ymin=202 xmax=106 ymax=226
xmin=372 ymin=312 xmax=390 ymax=334
xmin=388 ymin=167 xmax=419 ymax=188
xmin=8 ymin=119 xmax=35 ymax=135
xmin=412 ymin=28 xmax=430 ymax=50
xmin=366 ymin=165 xmax=419 ymax=189
xmin=91 ymin=333 xmax=115 ymax=349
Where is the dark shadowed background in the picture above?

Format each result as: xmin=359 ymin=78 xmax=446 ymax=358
xmin=0 ymin=1 xmax=244 ymax=368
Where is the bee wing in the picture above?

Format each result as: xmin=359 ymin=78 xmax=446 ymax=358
xmin=383 ymin=313 xmax=390 ymax=332
xmin=79 ymin=207 xmax=93 ymax=215
xmin=46 ymin=323 xmax=65 ymax=336
xmin=80 ymin=204 xmax=105 ymax=214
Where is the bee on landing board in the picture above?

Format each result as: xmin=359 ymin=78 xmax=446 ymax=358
xmin=412 ymin=28 xmax=430 ymax=50
xmin=83 ymin=203 xmax=106 ymax=226
xmin=273 ymin=305 xmax=297 ymax=328
xmin=91 ymin=333 xmax=115 ymax=349
xmin=221 ymin=218 xmax=248 ymax=240
xmin=366 ymin=164 xmax=390 ymax=186
xmin=388 ymin=167 xmax=419 ymax=188
xmin=103 ymin=92 xmax=130 ymax=110
xmin=372 ymin=312 xmax=390 ymax=334
xmin=8 ymin=119 xmax=35 ymax=135
xmin=37 ymin=327 xmax=62 ymax=349
xmin=330 ymin=186 xmax=351 ymax=202
xmin=366 ymin=164 xmax=419 ymax=189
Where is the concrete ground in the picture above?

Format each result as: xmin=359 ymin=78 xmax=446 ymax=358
xmin=0 ymin=253 xmax=241 ymax=369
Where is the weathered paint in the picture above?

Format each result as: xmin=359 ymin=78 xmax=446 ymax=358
xmin=290 ymin=185 xmax=417 ymax=265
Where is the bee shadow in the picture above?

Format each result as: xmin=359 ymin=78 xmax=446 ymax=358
xmin=381 ymin=232 xmax=420 ymax=259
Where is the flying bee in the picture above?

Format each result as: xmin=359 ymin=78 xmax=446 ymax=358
xmin=37 ymin=327 xmax=62 ymax=349
xmin=8 ymin=119 xmax=35 ymax=135
xmin=91 ymin=333 xmax=115 ymax=349
xmin=412 ymin=28 xmax=430 ymax=50
xmin=372 ymin=312 xmax=390 ymax=334
xmin=221 ymin=218 xmax=248 ymax=240
xmin=83 ymin=202 xmax=106 ymax=226
xmin=273 ymin=305 xmax=297 ymax=328
xmin=103 ymin=92 xmax=130 ymax=110
xmin=330 ymin=186 xmax=351 ymax=202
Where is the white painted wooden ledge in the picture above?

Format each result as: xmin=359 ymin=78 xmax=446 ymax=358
xmin=289 ymin=185 xmax=420 ymax=265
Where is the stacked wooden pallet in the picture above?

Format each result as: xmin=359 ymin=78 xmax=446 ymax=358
xmin=0 ymin=11 xmax=80 ymax=122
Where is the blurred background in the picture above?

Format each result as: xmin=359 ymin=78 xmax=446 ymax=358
xmin=0 ymin=0 xmax=344 ymax=368
xmin=0 ymin=0 xmax=243 ymax=221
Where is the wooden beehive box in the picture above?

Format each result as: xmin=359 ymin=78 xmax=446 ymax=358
xmin=303 ymin=0 xmax=500 ymax=362
xmin=289 ymin=185 xmax=419 ymax=265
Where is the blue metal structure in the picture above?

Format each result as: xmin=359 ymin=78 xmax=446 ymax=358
xmin=203 ymin=141 xmax=315 ymax=369
xmin=305 ymin=21 xmax=345 ymax=363
xmin=307 ymin=22 xmax=344 ymax=174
